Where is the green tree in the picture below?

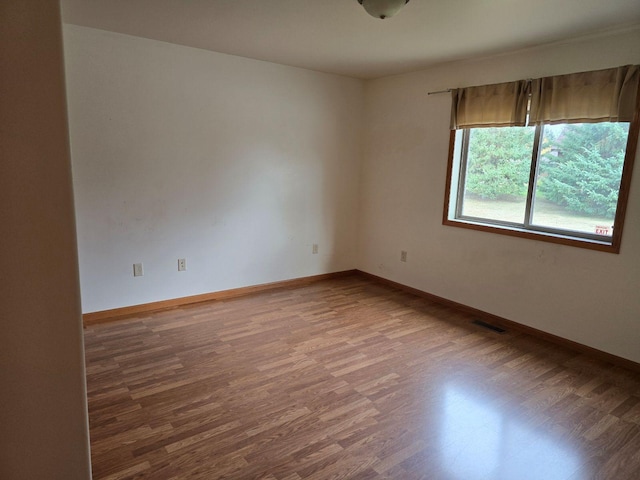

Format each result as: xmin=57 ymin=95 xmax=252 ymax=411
xmin=537 ymin=123 xmax=628 ymax=217
xmin=465 ymin=127 xmax=535 ymax=200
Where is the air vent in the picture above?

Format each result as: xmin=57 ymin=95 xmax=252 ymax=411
xmin=472 ymin=319 xmax=506 ymax=334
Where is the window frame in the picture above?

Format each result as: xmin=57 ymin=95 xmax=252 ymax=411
xmin=443 ymin=101 xmax=640 ymax=254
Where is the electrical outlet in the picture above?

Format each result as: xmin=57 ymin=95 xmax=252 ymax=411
xmin=133 ymin=262 xmax=144 ymax=277
xmin=400 ymin=251 xmax=407 ymax=262
xmin=178 ymin=258 xmax=186 ymax=271
xmin=312 ymin=244 xmax=319 ymax=254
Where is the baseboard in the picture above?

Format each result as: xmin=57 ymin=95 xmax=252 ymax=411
xmin=82 ymin=269 xmax=357 ymax=326
xmin=356 ymin=270 xmax=640 ymax=374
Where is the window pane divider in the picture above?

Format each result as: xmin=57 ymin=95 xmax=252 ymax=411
xmin=523 ymin=125 xmax=542 ymax=228
xmin=455 ymin=129 xmax=471 ymax=219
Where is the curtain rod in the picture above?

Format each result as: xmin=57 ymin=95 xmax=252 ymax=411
xmin=427 ymin=89 xmax=451 ymax=96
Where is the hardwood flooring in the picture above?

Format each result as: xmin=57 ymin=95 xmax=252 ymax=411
xmin=84 ymin=274 xmax=640 ymax=479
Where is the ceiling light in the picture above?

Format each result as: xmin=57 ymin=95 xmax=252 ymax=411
xmin=357 ymin=0 xmax=410 ymax=19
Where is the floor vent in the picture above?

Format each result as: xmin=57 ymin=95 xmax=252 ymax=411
xmin=472 ymin=319 xmax=506 ymax=334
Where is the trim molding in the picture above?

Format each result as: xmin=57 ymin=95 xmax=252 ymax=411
xmin=356 ymin=270 xmax=640 ymax=373
xmin=83 ymin=270 xmax=357 ymax=326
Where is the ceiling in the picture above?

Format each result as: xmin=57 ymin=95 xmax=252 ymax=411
xmin=61 ymin=0 xmax=640 ymax=79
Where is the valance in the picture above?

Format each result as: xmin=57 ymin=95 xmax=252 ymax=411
xmin=450 ymin=80 xmax=530 ymax=129
xmin=529 ymin=65 xmax=639 ymax=125
xmin=449 ymin=65 xmax=640 ymax=130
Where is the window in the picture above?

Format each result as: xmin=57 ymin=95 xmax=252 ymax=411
xmin=444 ymin=66 xmax=640 ymax=253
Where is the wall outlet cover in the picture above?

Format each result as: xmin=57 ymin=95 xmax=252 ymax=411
xmin=133 ymin=262 xmax=144 ymax=276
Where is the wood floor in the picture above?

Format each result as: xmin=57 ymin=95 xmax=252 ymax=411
xmin=84 ymin=274 xmax=640 ymax=480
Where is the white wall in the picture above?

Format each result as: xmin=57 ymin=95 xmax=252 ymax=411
xmin=358 ymin=28 xmax=640 ymax=363
xmin=0 ymin=2 xmax=91 ymax=478
xmin=64 ymin=26 xmax=363 ymax=313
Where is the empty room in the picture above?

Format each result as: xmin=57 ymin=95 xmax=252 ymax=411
xmin=3 ymin=1 xmax=640 ymax=479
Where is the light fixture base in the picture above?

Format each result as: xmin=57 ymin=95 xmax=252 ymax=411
xmin=357 ymin=0 xmax=410 ymax=19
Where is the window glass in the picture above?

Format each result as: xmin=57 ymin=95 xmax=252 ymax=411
xmin=460 ymin=127 xmax=535 ymax=224
xmin=531 ymin=123 xmax=630 ymax=237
